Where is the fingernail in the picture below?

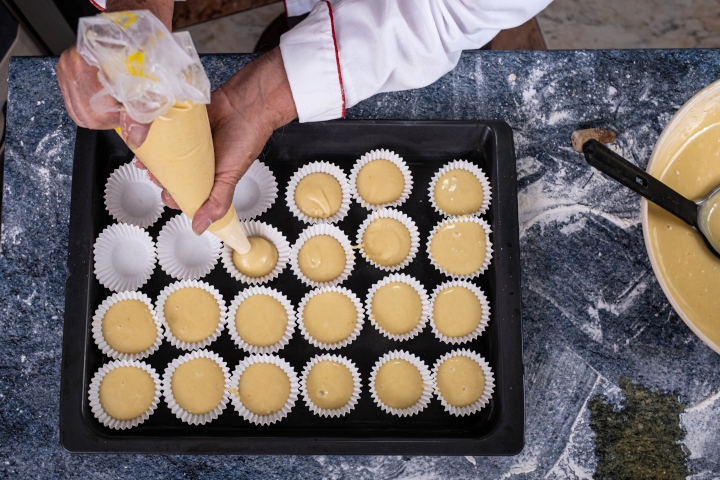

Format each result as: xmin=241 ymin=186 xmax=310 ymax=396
xmin=125 ymin=123 xmax=150 ymax=150
xmin=161 ymin=188 xmax=170 ymax=201
xmin=193 ymin=218 xmax=213 ymax=236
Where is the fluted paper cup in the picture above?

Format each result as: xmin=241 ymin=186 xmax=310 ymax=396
xmin=297 ymin=286 xmax=364 ymax=350
xmin=432 ymin=349 xmax=495 ymax=416
xmin=232 ymin=160 xmax=278 ymax=221
xmin=427 ymin=216 xmax=493 ymax=280
xmin=92 ymin=291 xmax=163 ymax=360
xmin=429 ymin=280 xmax=490 ymax=344
xmin=221 ymin=221 xmax=290 ymax=285
xmin=290 ymin=224 xmax=355 ymax=288
xmin=162 ymin=350 xmax=231 ymax=425
xmin=156 ymin=280 xmax=227 ymax=351
xmin=93 ymin=223 xmax=156 ymax=292
xmin=349 ymin=149 xmax=413 ymax=210
xmin=286 ymin=161 xmax=351 ymax=224
xmin=104 ymin=162 xmax=164 ymax=228
xmin=228 ymin=354 xmax=299 ymax=426
xmin=356 ymin=209 xmax=419 ymax=272
xmin=365 ymin=273 xmax=430 ymax=341
xmin=428 ymin=160 xmax=492 ymax=218
xmin=226 ymin=286 xmax=296 ymax=354
xmin=88 ymin=359 xmax=162 ymax=430
xmin=369 ymin=350 xmax=434 ymax=417
xmin=157 ymin=213 xmax=222 ymax=280
xmin=300 ymin=354 xmax=362 ymax=418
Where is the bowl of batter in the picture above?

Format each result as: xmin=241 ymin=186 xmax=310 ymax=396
xmin=642 ymin=79 xmax=720 ymax=354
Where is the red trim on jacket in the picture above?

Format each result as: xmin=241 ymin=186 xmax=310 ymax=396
xmin=89 ymin=0 xmax=105 ymax=11
xmin=322 ymin=0 xmax=346 ymax=118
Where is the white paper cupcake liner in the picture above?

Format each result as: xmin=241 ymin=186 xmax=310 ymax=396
xmin=157 ymin=213 xmax=222 ymax=280
xmin=92 ymin=291 xmax=163 ymax=361
xmin=228 ymin=354 xmax=299 ymax=426
xmin=226 ymin=286 xmax=296 ymax=354
xmin=429 ymin=280 xmax=491 ymax=344
xmin=88 ymin=359 xmax=162 ymax=430
xmin=427 ymin=216 xmax=493 ymax=280
xmin=300 ymin=354 xmax=362 ymax=418
xmin=369 ymin=350 xmax=434 ymax=417
xmin=221 ymin=221 xmax=291 ymax=285
xmin=428 ymin=160 xmax=492 ymax=218
xmin=365 ymin=274 xmax=430 ymax=341
xmin=156 ymin=280 xmax=227 ymax=351
xmin=356 ymin=209 xmax=420 ymax=272
xmin=432 ymin=349 xmax=495 ymax=416
xmin=93 ymin=223 xmax=157 ymax=292
xmin=349 ymin=149 xmax=413 ymax=210
xmin=104 ymin=162 xmax=164 ymax=228
xmin=297 ymin=286 xmax=365 ymax=350
xmin=232 ymin=159 xmax=278 ymax=221
xmin=285 ymin=161 xmax=351 ymax=224
xmin=290 ymin=224 xmax=355 ymax=288
xmin=162 ymin=350 xmax=231 ymax=425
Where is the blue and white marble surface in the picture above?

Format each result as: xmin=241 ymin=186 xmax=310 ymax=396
xmin=2 ymin=51 xmax=720 ymax=478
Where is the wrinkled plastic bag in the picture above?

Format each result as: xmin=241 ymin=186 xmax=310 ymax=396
xmin=77 ymin=10 xmax=210 ymax=124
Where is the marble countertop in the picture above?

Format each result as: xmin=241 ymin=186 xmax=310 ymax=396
xmin=2 ymin=51 xmax=720 ymax=479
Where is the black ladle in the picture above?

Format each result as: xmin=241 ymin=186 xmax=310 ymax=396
xmin=582 ymin=139 xmax=720 ymax=260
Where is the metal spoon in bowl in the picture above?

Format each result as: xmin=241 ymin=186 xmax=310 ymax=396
xmin=582 ymin=139 xmax=720 ymax=260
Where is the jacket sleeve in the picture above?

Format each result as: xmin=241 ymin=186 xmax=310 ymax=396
xmin=280 ymin=0 xmax=552 ymax=122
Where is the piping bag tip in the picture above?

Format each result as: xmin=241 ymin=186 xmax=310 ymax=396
xmin=211 ymin=218 xmax=251 ymax=254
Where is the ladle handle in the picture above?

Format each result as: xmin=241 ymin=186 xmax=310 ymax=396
xmin=583 ymin=139 xmax=698 ymax=228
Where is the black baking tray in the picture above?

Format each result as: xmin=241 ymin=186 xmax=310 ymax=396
xmin=59 ymin=120 xmax=523 ymax=455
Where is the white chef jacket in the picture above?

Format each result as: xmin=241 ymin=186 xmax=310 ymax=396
xmin=90 ymin=0 xmax=551 ymax=123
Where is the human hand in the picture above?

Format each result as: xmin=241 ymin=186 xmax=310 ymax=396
xmin=141 ymin=47 xmax=298 ymax=234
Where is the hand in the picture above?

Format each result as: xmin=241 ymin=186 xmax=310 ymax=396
xmin=143 ymin=47 xmax=298 ymax=234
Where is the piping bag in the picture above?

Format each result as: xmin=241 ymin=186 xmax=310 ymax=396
xmin=77 ymin=10 xmax=251 ymax=253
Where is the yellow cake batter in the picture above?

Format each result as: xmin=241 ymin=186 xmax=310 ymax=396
xmin=171 ymin=357 xmax=226 ymax=414
xmin=436 ymin=355 xmax=486 ymax=407
xmin=129 ymin=100 xmax=250 ymax=253
xmin=362 ymin=218 xmax=412 ymax=267
xmin=99 ymin=366 xmax=156 ymax=421
xmin=236 ymin=363 xmax=291 ymax=416
xmin=371 ymin=282 xmax=423 ymax=335
xmin=305 ymin=360 xmax=355 ymax=410
xmin=698 ymin=189 xmax=720 ymax=251
xmin=303 ymin=292 xmax=357 ymax=345
xmin=297 ymin=235 xmax=347 ymax=283
xmin=374 ymin=359 xmax=424 ymax=409
xmin=434 ymin=169 xmax=485 ymax=216
xmin=232 ymin=237 xmax=278 ymax=278
xmin=102 ymin=299 xmax=157 ymax=354
xmin=647 ymin=107 xmax=720 ymax=346
xmin=430 ymin=221 xmax=487 ymax=275
xmin=295 ymin=172 xmax=343 ymax=219
xmin=235 ymin=294 xmax=288 ymax=347
xmin=356 ymin=159 xmax=405 ymax=206
xmin=164 ymin=287 xmax=220 ymax=343
xmin=433 ymin=286 xmax=483 ymax=338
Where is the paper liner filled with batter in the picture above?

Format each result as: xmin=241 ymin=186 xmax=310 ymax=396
xmin=369 ymin=350 xmax=434 ymax=417
xmin=162 ymin=349 xmax=231 ymax=425
xmin=355 ymin=209 xmax=420 ymax=272
xmin=93 ymin=223 xmax=157 ymax=292
xmin=428 ymin=160 xmax=492 ymax=218
xmin=156 ymin=279 xmax=227 ymax=351
xmin=104 ymin=161 xmax=164 ymax=228
xmin=221 ymin=221 xmax=290 ymax=284
xmin=286 ymin=161 xmax=351 ymax=224
xmin=432 ymin=349 xmax=495 ymax=416
xmin=88 ymin=359 xmax=162 ymax=430
xmin=228 ymin=354 xmax=299 ymax=426
xmin=290 ymin=224 xmax=355 ymax=288
xmin=429 ymin=280 xmax=490 ymax=344
xmin=300 ymin=354 xmax=362 ymax=418
xmin=157 ymin=213 xmax=222 ymax=280
xmin=226 ymin=286 xmax=296 ymax=354
xmin=297 ymin=286 xmax=365 ymax=350
xmin=427 ymin=216 xmax=493 ymax=280
xmin=348 ymin=148 xmax=413 ymax=210
xmin=365 ymin=273 xmax=430 ymax=341
xmin=232 ymin=160 xmax=278 ymax=221
xmin=92 ymin=291 xmax=163 ymax=361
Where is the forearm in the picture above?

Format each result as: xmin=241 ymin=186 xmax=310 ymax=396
xmin=106 ymin=0 xmax=174 ymax=29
